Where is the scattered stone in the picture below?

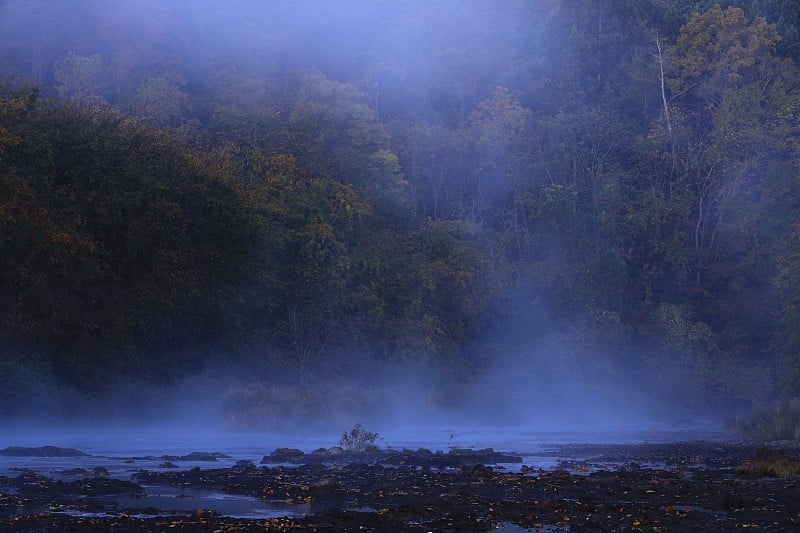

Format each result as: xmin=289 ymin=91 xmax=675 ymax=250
xmin=261 ymin=446 xmax=523 ymax=468
xmin=447 ymin=447 xmax=524 ymax=464
xmin=6 ymin=471 xmax=145 ymax=498
xmin=181 ymin=452 xmax=230 ymax=461
xmin=5 ymin=441 xmax=800 ymax=531
xmin=73 ymin=477 xmax=145 ymax=497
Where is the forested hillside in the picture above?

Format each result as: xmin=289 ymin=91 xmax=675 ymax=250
xmin=1 ymin=0 xmax=799 ymax=428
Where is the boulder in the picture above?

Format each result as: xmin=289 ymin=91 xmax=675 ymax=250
xmin=262 ymin=448 xmax=306 ymax=463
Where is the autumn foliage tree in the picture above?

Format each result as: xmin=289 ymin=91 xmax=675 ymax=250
xmin=2 ymin=0 xmax=800 ymax=421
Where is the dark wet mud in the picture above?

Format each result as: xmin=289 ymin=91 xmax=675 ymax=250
xmin=2 ymin=441 xmax=799 ymax=531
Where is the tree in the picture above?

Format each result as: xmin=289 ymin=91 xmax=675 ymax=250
xmin=388 ymin=120 xmax=458 ymax=219
xmin=288 ymin=72 xmax=404 ymax=193
xmin=643 ymin=5 xmax=800 ymax=394
xmin=0 ymin=86 xmax=252 ymax=385
xmin=124 ymin=74 xmax=191 ymax=126
xmin=54 ymin=52 xmax=104 ymax=103
xmin=461 ymin=87 xmax=532 ymax=226
xmin=664 ymin=5 xmax=796 ymax=287
xmin=774 ymin=224 xmax=800 ymax=398
xmin=670 ymin=5 xmax=780 ymax=109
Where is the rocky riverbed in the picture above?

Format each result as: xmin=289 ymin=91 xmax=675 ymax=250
xmin=1 ymin=441 xmax=799 ymax=531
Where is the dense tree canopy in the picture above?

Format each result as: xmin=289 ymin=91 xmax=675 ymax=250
xmin=1 ymin=0 xmax=799 ymax=421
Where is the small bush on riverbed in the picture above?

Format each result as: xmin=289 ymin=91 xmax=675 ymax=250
xmin=738 ymin=448 xmax=800 ymax=477
xmin=339 ymin=424 xmax=380 ymax=453
xmin=743 ymin=402 xmax=800 ymax=441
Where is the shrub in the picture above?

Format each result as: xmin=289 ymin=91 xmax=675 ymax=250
xmin=338 ymin=424 xmax=380 ymax=453
xmin=738 ymin=448 xmax=800 ymax=477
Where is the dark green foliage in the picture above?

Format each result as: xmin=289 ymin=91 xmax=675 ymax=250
xmin=0 ymin=84 xmax=252 ymax=385
xmin=0 ymin=351 xmax=66 ymax=419
xmin=1 ymin=1 xmax=799 ymax=422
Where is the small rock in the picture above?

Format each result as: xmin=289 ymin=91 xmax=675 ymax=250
xmin=91 ymin=466 xmax=109 ymax=476
xmin=262 ymin=448 xmax=306 ymax=463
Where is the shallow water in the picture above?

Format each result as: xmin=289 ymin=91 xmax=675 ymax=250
xmin=0 ymin=422 xmax=731 ymax=518
xmin=109 ymin=487 xmax=310 ymax=519
xmin=36 ymin=487 xmax=310 ymax=520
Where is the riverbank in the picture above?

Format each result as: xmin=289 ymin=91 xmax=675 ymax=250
xmin=2 ymin=440 xmax=799 ymax=531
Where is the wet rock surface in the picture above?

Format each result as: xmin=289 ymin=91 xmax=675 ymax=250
xmin=118 ymin=451 xmax=232 ymax=462
xmin=0 ymin=471 xmax=145 ymax=498
xmin=0 ymin=446 xmax=89 ymax=457
xmin=2 ymin=440 xmax=800 ymax=531
xmin=540 ymin=440 xmax=800 ymax=470
xmin=261 ymin=446 xmax=523 ymax=468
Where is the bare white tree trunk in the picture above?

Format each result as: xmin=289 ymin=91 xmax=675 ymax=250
xmin=655 ymin=34 xmax=676 ymax=176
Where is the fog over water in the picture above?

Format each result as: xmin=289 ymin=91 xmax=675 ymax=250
xmin=1 ymin=421 xmax=728 ymax=476
xmin=1 ymin=0 xmax=777 ymax=446
xmin=0 ymin=421 xmax=730 ymax=521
